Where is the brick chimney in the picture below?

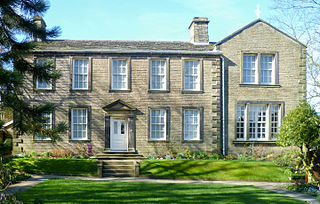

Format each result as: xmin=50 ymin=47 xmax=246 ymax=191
xmin=188 ymin=17 xmax=209 ymax=44
xmin=33 ymin=15 xmax=46 ymax=41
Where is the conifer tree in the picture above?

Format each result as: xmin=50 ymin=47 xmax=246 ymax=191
xmin=0 ymin=0 xmax=66 ymax=143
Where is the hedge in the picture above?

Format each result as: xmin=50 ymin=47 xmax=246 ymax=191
xmin=11 ymin=158 xmax=97 ymax=176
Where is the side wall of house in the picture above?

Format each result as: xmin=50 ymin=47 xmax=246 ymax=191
xmin=219 ymin=22 xmax=306 ymax=154
xmin=14 ymin=53 xmax=221 ymax=156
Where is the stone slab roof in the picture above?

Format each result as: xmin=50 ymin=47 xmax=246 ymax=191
xmin=35 ymin=40 xmax=216 ymax=51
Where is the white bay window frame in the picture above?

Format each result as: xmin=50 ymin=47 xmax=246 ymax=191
xmin=236 ymin=103 xmax=282 ymax=141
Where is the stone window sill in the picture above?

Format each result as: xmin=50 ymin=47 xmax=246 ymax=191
xmin=233 ymin=140 xmax=277 ymax=144
xmin=181 ymin=90 xmax=204 ymax=94
xmin=69 ymin=139 xmax=91 ymax=143
xmin=182 ymin=140 xmax=203 ymax=143
xmin=239 ymin=84 xmax=281 ymax=88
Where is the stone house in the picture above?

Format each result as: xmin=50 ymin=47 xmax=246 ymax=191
xmin=13 ymin=17 xmax=306 ymax=156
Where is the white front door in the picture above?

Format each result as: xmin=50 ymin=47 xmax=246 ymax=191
xmin=110 ymin=118 xmax=128 ymax=151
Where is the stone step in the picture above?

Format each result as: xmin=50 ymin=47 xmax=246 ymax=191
xmin=103 ymin=169 xmax=134 ymax=173
xmin=102 ymin=172 xmax=133 ymax=177
xmin=103 ymin=151 xmax=137 ymax=154
xmin=103 ymin=165 xmax=134 ymax=169
xmin=102 ymin=160 xmax=135 ymax=166
xmin=99 ymin=156 xmax=145 ymax=160
xmin=97 ymin=154 xmax=144 ymax=157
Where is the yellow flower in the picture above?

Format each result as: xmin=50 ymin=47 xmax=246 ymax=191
xmin=296 ymin=165 xmax=299 ymax=169
xmin=295 ymin=171 xmax=298 ymax=174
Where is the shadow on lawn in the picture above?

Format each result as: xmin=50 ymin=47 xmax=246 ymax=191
xmin=22 ymin=180 xmax=302 ymax=204
xmin=140 ymin=160 xmax=229 ymax=179
xmin=139 ymin=160 xmax=286 ymax=181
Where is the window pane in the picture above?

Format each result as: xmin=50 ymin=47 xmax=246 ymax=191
xmin=36 ymin=59 xmax=52 ymax=89
xmin=184 ymin=61 xmax=200 ymax=90
xmin=243 ymin=55 xmax=256 ymax=83
xmin=112 ymin=60 xmax=127 ymax=90
xmin=271 ymin=105 xmax=280 ymax=139
xmin=236 ymin=105 xmax=245 ymax=139
xmin=260 ymin=55 xmax=273 ymax=84
xmin=150 ymin=109 xmax=166 ymax=140
xmin=150 ymin=60 xmax=166 ymax=90
xmin=73 ymin=59 xmax=88 ymax=89
xmin=184 ymin=109 xmax=199 ymax=140
xmin=72 ymin=109 xmax=88 ymax=140
xmin=248 ymin=105 xmax=266 ymax=140
xmin=35 ymin=112 xmax=52 ymax=140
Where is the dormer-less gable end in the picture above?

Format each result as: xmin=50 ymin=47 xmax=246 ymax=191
xmin=215 ymin=19 xmax=306 ymax=48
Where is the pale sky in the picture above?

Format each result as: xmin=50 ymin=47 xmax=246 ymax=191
xmin=43 ymin=0 xmax=275 ymax=42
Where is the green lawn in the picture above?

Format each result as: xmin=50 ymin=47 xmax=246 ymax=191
xmin=21 ymin=179 xmax=303 ymax=204
xmin=140 ymin=160 xmax=289 ymax=181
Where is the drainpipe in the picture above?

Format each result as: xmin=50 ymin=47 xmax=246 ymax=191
xmin=220 ymin=55 xmax=226 ymax=156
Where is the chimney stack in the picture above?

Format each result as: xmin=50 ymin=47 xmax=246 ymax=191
xmin=33 ymin=15 xmax=46 ymax=41
xmin=188 ymin=17 xmax=209 ymax=44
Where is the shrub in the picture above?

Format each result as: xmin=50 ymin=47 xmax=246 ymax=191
xmin=208 ymin=154 xmax=223 ymax=160
xmin=11 ymin=158 xmax=97 ymax=175
xmin=51 ymin=148 xmax=73 ymax=158
xmin=237 ymin=154 xmax=254 ymax=161
xmin=0 ymin=138 xmax=12 ymax=156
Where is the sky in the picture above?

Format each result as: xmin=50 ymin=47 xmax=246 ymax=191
xmin=43 ymin=0 xmax=276 ymax=42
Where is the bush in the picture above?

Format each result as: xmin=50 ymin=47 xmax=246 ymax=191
xmin=285 ymin=182 xmax=320 ymax=196
xmin=11 ymin=158 xmax=97 ymax=175
xmin=0 ymin=138 xmax=12 ymax=156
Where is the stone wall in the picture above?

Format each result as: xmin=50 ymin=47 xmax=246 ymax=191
xmin=15 ymin=53 xmax=221 ymax=156
xmin=218 ymin=21 xmax=306 ymax=154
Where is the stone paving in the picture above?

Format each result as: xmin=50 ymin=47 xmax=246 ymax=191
xmin=7 ymin=175 xmax=320 ymax=204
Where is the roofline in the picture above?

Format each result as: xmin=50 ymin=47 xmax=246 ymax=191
xmin=32 ymin=49 xmax=223 ymax=55
xmin=215 ymin=18 xmax=306 ymax=47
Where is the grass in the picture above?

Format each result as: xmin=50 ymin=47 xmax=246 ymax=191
xmin=140 ymin=160 xmax=289 ymax=182
xmin=11 ymin=158 xmax=97 ymax=176
xmin=21 ymin=179 xmax=304 ymax=204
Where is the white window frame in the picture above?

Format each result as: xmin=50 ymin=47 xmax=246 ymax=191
xmin=271 ymin=105 xmax=281 ymax=140
xmin=236 ymin=105 xmax=245 ymax=140
xmin=150 ymin=109 xmax=167 ymax=141
xmin=71 ymin=108 xmax=88 ymax=140
xmin=150 ymin=60 xmax=166 ymax=90
xmin=260 ymin=55 xmax=275 ymax=84
xmin=243 ymin=55 xmax=257 ymax=84
xmin=242 ymin=53 xmax=276 ymax=85
xmin=184 ymin=60 xmax=200 ymax=91
xmin=236 ymin=103 xmax=282 ymax=141
xmin=111 ymin=59 xmax=128 ymax=90
xmin=184 ymin=109 xmax=200 ymax=141
xmin=72 ymin=59 xmax=89 ymax=90
xmin=248 ymin=105 xmax=267 ymax=141
xmin=36 ymin=59 xmax=53 ymax=90
xmin=35 ymin=112 xmax=53 ymax=140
